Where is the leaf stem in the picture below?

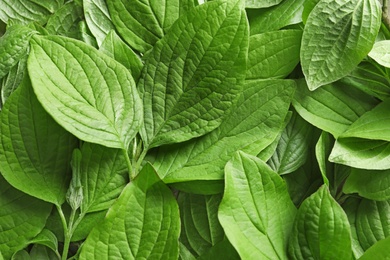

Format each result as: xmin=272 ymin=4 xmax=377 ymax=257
xmin=56 ymin=205 xmax=70 ymax=260
xmin=123 ymin=149 xmax=134 ymax=180
xmin=383 ymin=0 xmax=390 ymax=33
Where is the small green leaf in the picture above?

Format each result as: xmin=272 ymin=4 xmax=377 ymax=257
xmin=79 ymin=164 xmax=180 ymax=259
xmin=302 ymin=0 xmax=320 ymax=24
xmin=369 ymin=40 xmax=390 ymax=68
xmin=288 ymin=185 xmax=352 ymax=259
xmin=66 ymin=149 xmax=83 ymax=211
xmin=0 ymin=76 xmax=78 ymax=205
xmin=28 ymin=35 xmax=143 ymax=150
xmin=28 ymin=229 xmax=58 ymax=253
xmin=100 ymin=30 xmax=143 ymax=80
xmin=245 ymin=0 xmax=282 ymax=9
xmin=1 ymin=54 xmax=27 ymax=106
xmin=247 ymin=30 xmax=302 ymax=79
xmin=0 ymin=175 xmax=52 ymax=259
xmin=359 ymin=236 xmax=390 ymax=260
xmin=301 ymin=0 xmax=381 ymax=90
xmin=138 ymin=0 xmax=248 ymax=149
xmin=218 ymin=151 xmax=297 ymax=259
xmin=343 ymin=197 xmax=365 ymax=259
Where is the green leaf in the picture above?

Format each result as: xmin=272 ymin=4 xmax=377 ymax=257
xmin=359 ymin=236 xmax=390 ymax=260
xmin=29 ymin=245 xmax=58 ymax=260
xmin=369 ymin=40 xmax=390 ymax=68
xmin=27 ymin=35 xmax=143 ymax=150
xmin=268 ymin=111 xmax=314 ymax=175
xmin=247 ymin=29 xmax=302 ymax=79
xmin=1 ymin=54 xmax=27 ymax=106
xmin=245 ymin=0 xmax=282 ymax=9
xmin=197 ymin=238 xmax=239 ymax=260
xmin=0 ymin=0 xmax=62 ymax=25
xmin=107 ymin=0 xmax=195 ymax=53
xmin=288 ymin=185 xmax=352 ymax=259
xmin=0 ymin=76 xmax=78 ymax=205
xmin=45 ymin=1 xmax=83 ymax=39
xmin=293 ymin=79 xmax=378 ymax=138
xmin=100 ymin=30 xmax=143 ymax=81
xmin=138 ymin=1 xmax=248 ymax=149
xmin=249 ymin=0 xmax=305 ymax=34
xmin=301 ymin=0 xmax=381 ymax=90
xmin=79 ymin=142 xmax=128 ymax=213
xmin=218 ymin=151 xmax=297 ymax=259
xmin=0 ymin=175 xmax=52 ymax=259
xmin=28 ymin=229 xmax=58 ymax=253
xmin=344 ymin=168 xmax=390 ymax=201
xmin=178 ymin=193 xmax=224 ymax=257
xmin=151 ymin=79 xmax=294 ymax=186
xmin=315 ymin=131 xmax=332 ymax=186
xmin=79 ymin=163 xmax=180 ymax=259
xmin=11 ymin=250 xmax=29 ymax=260
xmin=302 ymin=0 xmax=320 ymax=24
xmin=0 ymin=24 xmax=35 ymax=79
xmin=343 ymin=197 xmax=365 ymax=259
xmin=356 ymin=199 xmax=390 ymax=251
xmin=83 ymin=0 xmax=115 ymax=46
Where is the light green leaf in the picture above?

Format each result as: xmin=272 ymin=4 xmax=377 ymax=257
xmin=28 ymin=229 xmax=58 ymax=253
xmin=369 ymin=40 xmax=390 ymax=68
xmin=245 ymin=0 xmax=282 ymax=9
xmin=268 ymin=111 xmax=314 ymax=175
xmin=356 ymin=199 xmax=390 ymax=251
xmin=343 ymin=197 xmax=365 ymax=259
xmin=1 ymin=54 xmax=27 ymax=106
xmin=218 ymin=151 xmax=297 ymax=259
xmin=359 ymin=236 xmax=390 ymax=260
xmin=315 ymin=131 xmax=332 ymax=186
xmin=138 ymin=1 xmax=248 ymax=149
xmin=301 ymin=0 xmax=381 ymax=90
xmin=288 ymin=185 xmax=352 ymax=259
xmin=179 ymin=193 xmax=224 ymax=257
xmin=83 ymin=0 xmax=115 ymax=46
xmin=0 ymin=76 xmax=78 ymax=205
xmin=45 ymin=1 xmax=83 ymax=39
xmin=79 ymin=142 xmax=128 ymax=213
xmin=249 ymin=0 xmax=305 ymax=34
xmin=0 ymin=0 xmax=62 ymax=25
xmin=293 ymin=79 xmax=378 ymax=138
xmin=0 ymin=24 xmax=35 ymax=79
xmin=79 ymin=163 xmax=180 ymax=259
xmin=100 ymin=30 xmax=143 ymax=81
xmin=27 ymin=35 xmax=143 ymax=150
xmin=247 ymin=29 xmax=302 ymax=79
xmin=0 ymin=175 xmax=52 ymax=259
xmin=344 ymin=168 xmax=390 ymax=201
xmin=107 ymin=0 xmax=195 ymax=53
xmin=151 ymin=79 xmax=294 ymax=187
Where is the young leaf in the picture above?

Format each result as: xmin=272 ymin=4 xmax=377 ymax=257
xmin=344 ymin=168 xmax=390 ymax=201
xmin=218 ymin=151 xmax=297 ymax=259
xmin=100 ymin=30 xmax=143 ymax=80
xmin=369 ymin=40 xmax=390 ymax=68
xmin=27 ymin=35 xmax=143 ymax=150
xmin=301 ymin=0 xmax=381 ymax=90
xmin=249 ymin=0 xmax=305 ymax=34
xmin=0 ymin=175 xmax=52 ymax=259
xmin=359 ymin=236 xmax=390 ymax=260
xmin=245 ymin=0 xmax=282 ymax=9
xmin=79 ymin=163 xmax=180 ymax=259
xmin=247 ymin=29 xmax=302 ymax=79
xmin=107 ymin=0 xmax=195 ymax=53
xmin=0 ymin=76 xmax=78 ymax=205
xmin=79 ymin=142 xmax=128 ymax=213
xmin=83 ymin=0 xmax=115 ymax=46
xmin=1 ymin=54 xmax=27 ymax=106
xmin=138 ymin=0 xmax=248 ymax=149
xmin=152 ymin=79 xmax=294 ymax=186
xmin=0 ymin=24 xmax=35 ymax=79
xmin=288 ymin=185 xmax=352 ymax=259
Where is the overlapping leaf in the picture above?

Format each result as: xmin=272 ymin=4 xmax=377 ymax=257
xmin=369 ymin=40 xmax=390 ymax=68
xmin=28 ymin=35 xmax=143 ymax=149
xmin=245 ymin=0 xmax=282 ymax=9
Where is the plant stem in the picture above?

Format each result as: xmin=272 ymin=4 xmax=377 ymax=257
xmin=123 ymin=148 xmax=134 ymax=180
xmin=56 ymin=205 xmax=70 ymax=260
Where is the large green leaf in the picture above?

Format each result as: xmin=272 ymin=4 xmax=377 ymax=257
xmin=247 ymin=30 xmax=302 ymax=79
xmin=245 ymin=0 xmax=281 ymax=9
xmin=83 ymin=0 xmax=115 ymax=46
xmin=79 ymin=164 xmax=180 ymax=259
xmin=27 ymin=35 xmax=143 ymax=150
xmin=359 ymin=236 xmax=390 ymax=260
xmin=218 ymin=152 xmax=297 ymax=259
xmin=0 ymin=175 xmax=52 ymax=259
xmin=249 ymin=0 xmax=305 ymax=34
xmin=138 ymin=1 xmax=248 ymax=149
xmin=79 ymin=142 xmax=128 ymax=213
xmin=0 ymin=0 xmax=62 ymax=25
xmin=301 ymin=0 xmax=381 ymax=90
xmin=151 ymin=79 xmax=294 ymax=187
xmin=0 ymin=24 xmax=35 ymax=79
xmin=288 ymin=185 xmax=352 ymax=259
xmin=344 ymin=168 xmax=390 ymax=201
xmin=369 ymin=40 xmax=390 ymax=68
xmin=293 ymin=79 xmax=378 ymax=138
xmin=0 ymin=76 xmax=77 ymax=205
xmin=107 ymin=0 xmax=195 ymax=53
